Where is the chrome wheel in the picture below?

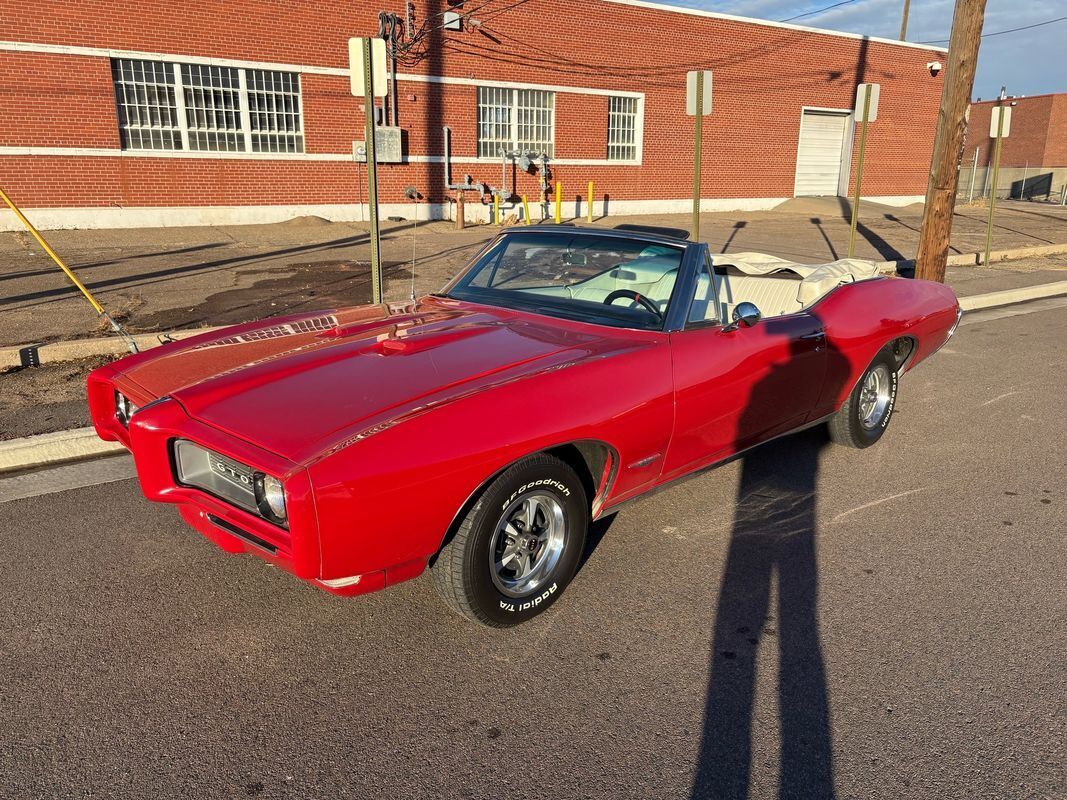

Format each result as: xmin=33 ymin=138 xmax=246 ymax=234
xmin=489 ymin=492 xmax=566 ymax=598
xmin=858 ymin=364 xmax=892 ymax=430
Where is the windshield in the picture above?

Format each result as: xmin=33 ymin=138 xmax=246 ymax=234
xmin=445 ymin=231 xmax=685 ymax=330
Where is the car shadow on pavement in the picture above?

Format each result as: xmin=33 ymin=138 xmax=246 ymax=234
xmin=577 ymin=513 xmax=618 ymax=574
xmin=692 ymin=327 xmax=849 ymax=799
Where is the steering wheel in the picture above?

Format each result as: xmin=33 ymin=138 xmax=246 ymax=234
xmin=603 ymin=289 xmax=663 ymax=319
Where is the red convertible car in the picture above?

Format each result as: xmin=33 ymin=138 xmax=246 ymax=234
xmin=88 ymin=226 xmax=960 ymax=626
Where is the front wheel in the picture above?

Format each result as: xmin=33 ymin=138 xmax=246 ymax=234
xmin=431 ymin=454 xmax=589 ymax=627
xmin=828 ymin=351 xmax=899 ymax=449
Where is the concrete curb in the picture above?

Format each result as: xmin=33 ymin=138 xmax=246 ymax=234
xmin=958 ymin=279 xmax=1067 ymax=311
xmin=950 ymin=242 xmax=1067 ymax=267
xmin=869 ymin=241 xmax=1067 ymax=273
xmin=0 ymin=326 xmax=224 ymax=370
xmin=0 ymin=427 xmax=125 ymax=475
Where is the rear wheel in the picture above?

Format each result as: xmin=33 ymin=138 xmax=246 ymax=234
xmin=828 ymin=351 xmax=899 ymax=449
xmin=431 ymin=454 xmax=588 ymax=627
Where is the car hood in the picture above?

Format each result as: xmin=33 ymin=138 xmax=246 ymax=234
xmin=116 ymin=298 xmax=609 ymax=463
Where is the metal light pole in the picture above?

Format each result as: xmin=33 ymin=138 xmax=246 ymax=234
xmin=692 ymin=71 xmax=704 ymax=242
xmin=848 ymin=85 xmax=874 ymax=258
xmin=686 ymin=70 xmax=711 ymax=242
xmin=361 ymin=39 xmax=383 ymax=304
xmin=984 ymin=103 xmax=1007 ymax=266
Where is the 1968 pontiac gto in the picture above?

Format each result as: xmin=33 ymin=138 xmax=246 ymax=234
xmin=88 ymin=225 xmax=960 ymax=626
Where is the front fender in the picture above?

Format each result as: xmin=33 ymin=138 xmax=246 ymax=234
xmin=306 ymin=340 xmax=673 ymax=581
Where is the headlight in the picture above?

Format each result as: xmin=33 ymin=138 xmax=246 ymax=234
xmin=255 ymin=473 xmax=287 ymax=525
xmin=115 ymin=391 xmax=139 ymax=427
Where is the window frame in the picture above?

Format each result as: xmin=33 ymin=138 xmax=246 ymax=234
xmin=476 ymin=86 xmax=555 ymax=158
xmin=112 ymin=58 xmax=305 ymax=155
xmin=111 ymin=59 xmax=183 ymax=151
xmin=684 ymin=251 xmax=724 ymax=330
xmin=607 ymin=95 xmax=640 ymax=162
xmin=443 ymin=229 xmax=692 ymax=332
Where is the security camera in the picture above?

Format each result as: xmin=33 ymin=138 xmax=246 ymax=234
xmin=927 ymin=61 xmax=943 ymax=77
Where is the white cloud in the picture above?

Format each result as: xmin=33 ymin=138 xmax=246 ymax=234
xmin=669 ymin=0 xmax=1067 ymax=97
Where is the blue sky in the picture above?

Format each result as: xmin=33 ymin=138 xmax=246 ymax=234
xmin=669 ymin=0 xmax=1067 ymax=98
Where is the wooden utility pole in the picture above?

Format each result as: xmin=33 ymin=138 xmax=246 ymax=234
xmin=914 ymin=0 xmax=986 ymax=282
xmin=900 ymin=0 xmax=911 ymax=40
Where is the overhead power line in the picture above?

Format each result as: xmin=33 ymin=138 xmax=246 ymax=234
xmin=919 ymin=14 xmax=1067 ymax=44
xmin=779 ymin=0 xmax=862 ymax=23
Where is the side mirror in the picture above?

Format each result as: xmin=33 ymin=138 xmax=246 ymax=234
xmin=724 ymin=301 xmax=761 ymax=332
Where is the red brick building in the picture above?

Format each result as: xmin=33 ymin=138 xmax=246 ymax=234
xmin=0 ymin=0 xmax=947 ymax=229
xmin=963 ymin=93 xmax=1067 ymax=201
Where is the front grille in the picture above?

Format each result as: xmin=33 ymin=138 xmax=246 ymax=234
xmin=173 ymin=440 xmax=258 ymax=514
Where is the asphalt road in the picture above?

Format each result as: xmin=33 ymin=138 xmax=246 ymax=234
xmin=1 ymin=302 xmax=1064 ymax=799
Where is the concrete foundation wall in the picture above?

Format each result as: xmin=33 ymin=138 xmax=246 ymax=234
xmin=957 ymin=164 xmax=1067 ymax=202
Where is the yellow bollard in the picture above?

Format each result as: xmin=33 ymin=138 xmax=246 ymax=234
xmin=587 ymin=181 xmax=594 ymax=223
xmin=522 ymin=195 xmax=531 ymax=225
xmin=493 ymin=193 xmax=500 ymax=225
xmin=554 ymin=181 xmax=562 ymax=224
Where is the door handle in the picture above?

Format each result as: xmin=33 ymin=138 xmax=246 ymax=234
xmin=799 ymin=331 xmax=825 ymax=340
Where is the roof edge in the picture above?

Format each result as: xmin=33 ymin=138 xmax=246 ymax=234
xmin=600 ymin=0 xmax=949 ymax=54
xmin=971 ymin=92 xmax=1066 ymax=104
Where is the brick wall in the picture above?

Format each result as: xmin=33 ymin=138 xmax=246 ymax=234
xmin=0 ymin=52 xmax=118 ymax=149
xmin=0 ymin=0 xmax=946 ymax=217
xmin=1043 ymin=95 xmax=1067 ymax=166
xmin=968 ymin=94 xmax=1067 ymax=169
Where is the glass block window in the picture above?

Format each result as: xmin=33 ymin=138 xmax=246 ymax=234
xmin=181 ymin=64 xmax=243 ymax=152
xmin=607 ymin=96 xmax=639 ymax=161
xmin=111 ymin=59 xmax=182 ymax=150
xmin=111 ymin=59 xmax=304 ymax=154
xmin=248 ymin=69 xmax=304 ymax=153
xmin=477 ymin=87 xmax=554 ymax=158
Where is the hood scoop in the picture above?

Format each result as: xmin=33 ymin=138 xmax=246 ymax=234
xmin=318 ymin=307 xmax=466 ymax=340
xmin=372 ymin=324 xmax=492 ymax=356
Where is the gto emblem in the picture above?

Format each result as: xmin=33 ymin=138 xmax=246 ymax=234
xmin=213 ymin=462 xmax=251 ymax=484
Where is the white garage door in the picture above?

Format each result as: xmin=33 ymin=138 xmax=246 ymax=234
xmin=794 ymin=111 xmax=849 ymax=196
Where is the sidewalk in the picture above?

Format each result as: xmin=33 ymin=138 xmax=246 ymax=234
xmin=2 ymin=197 xmax=1066 ymax=348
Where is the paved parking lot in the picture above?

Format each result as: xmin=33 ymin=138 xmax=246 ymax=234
xmin=1 ymin=300 xmax=1064 ymax=799
xmin=2 ymin=199 xmax=1065 ymax=346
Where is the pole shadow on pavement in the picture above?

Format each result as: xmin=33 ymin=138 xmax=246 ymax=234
xmin=720 ymin=222 xmax=748 ymax=254
xmin=808 ymin=218 xmax=838 ymax=260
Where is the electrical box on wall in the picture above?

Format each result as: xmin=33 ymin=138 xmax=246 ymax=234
xmin=353 ymin=127 xmax=405 ymax=163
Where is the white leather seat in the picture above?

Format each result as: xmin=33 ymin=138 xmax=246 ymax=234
xmin=716 ymin=273 xmax=805 ymax=320
xmin=706 ymin=256 xmax=880 ymax=321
